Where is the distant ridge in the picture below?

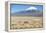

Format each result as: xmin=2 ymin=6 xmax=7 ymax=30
xmin=11 ymin=9 xmax=43 ymax=17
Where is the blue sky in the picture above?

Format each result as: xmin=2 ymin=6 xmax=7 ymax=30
xmin=10 ymin=4 xmax=43 ymax=13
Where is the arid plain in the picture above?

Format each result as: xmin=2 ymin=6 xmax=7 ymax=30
xmin=10 ymin=16 xmax=43 ymax=29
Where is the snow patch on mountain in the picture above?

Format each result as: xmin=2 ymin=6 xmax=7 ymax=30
xmin=25 ymin=7 xmax=37 ymax=11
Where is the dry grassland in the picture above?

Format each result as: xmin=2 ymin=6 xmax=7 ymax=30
xmin=10 ymin=16 xmax=43 ymax=29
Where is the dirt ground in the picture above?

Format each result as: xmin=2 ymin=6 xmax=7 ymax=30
xmin=10 ymin=16 xmax=43 ymax=29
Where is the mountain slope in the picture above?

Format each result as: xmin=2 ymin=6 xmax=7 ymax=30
xmin=11 ymin=10 xmax=43 ymax=17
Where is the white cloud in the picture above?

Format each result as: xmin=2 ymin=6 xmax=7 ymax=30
xmin=26 ymin=6 xmax=37 ymax=10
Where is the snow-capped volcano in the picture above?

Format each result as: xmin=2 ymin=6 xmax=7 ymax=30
xmin=11 ymin=6 xmax=42 ymax=16
xmin=25 ymin=7 xmax=37 ymax=10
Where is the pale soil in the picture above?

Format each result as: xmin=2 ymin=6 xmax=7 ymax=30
xmin=10 ymin=16 xmax=43 ymax=29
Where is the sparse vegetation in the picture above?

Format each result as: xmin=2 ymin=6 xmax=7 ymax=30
xmin=10 ymin=16 xmax=43 ymax=29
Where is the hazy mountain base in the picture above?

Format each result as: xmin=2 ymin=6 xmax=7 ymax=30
xmin=11 ymin=10 xmax=43 ymax=17
xmin=10 ymin=16 xmax=43 ymax=29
